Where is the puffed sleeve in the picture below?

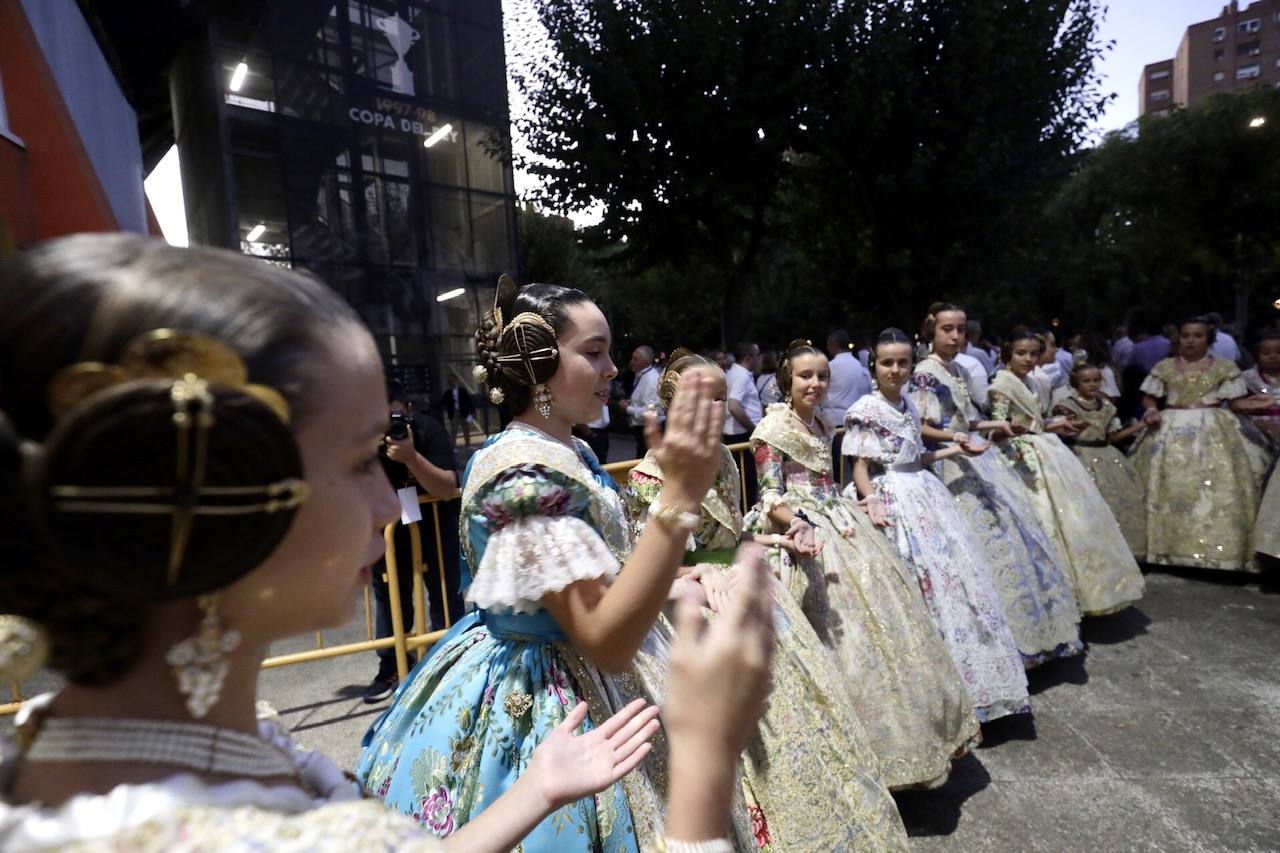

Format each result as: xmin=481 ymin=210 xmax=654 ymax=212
xmin=908 ymin=374 xmax=945 ymax=427
xmin=1139 ymin=361 xmax=1168 ymax=399
xmin=841 ymin=404 xmax=890 ymax=462
xmin=465 ymin=466 xmax=620 ymax=614
xmin=1211 ymin=361 xmax=1248 ymax=403
xmin=753 ymin=439 xmax=789 ymax=513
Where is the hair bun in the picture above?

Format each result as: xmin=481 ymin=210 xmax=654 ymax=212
xmin=36 ymin=379 xmax=304 ymax=601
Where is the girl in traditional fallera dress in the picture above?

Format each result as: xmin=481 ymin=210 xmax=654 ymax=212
xmin=745 ymin=341 xmax=982 ymax=785
xmin=623 ymin=350 xmax=908 ymax=852
xmin=989 ymin=331 xmax=1145 ymax=616
xmin=1053 ymin=364 xmax=1149 ymax=558
xmin=842 ymin=329 xmax=1029 ymax=723
xmin=910 ymin=305 xmax=1083 ymax=666
xmin=1129 ymin=317 xmax=1275 ymax=572
xmin=357 ymin=280 xmax=769 ymax=850
xmin=0 ymin=237 xmax=776 ymax=852
xmin=1241 ymin=329 xmax=1280 ymax=451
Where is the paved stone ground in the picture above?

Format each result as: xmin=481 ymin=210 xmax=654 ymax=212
xmin=8 ymin=566 xmax=1277 ymax=851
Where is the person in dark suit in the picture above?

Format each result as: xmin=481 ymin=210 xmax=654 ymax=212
xmin=365 ymin=379 xmax=463 ymax=703
xmin=437 ymin=374 xmax=477 ymax=447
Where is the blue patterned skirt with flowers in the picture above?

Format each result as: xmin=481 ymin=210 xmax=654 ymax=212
xmin=356 ymin=608 xmax=640 ymax=851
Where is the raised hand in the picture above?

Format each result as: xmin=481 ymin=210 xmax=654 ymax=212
xmin=526 ymin=699 xmax=661 ymax=810
xmin=665 ymin=543 xmax=775 ymax=755
xmin=648 ymin=369 xmax=723 ymax=511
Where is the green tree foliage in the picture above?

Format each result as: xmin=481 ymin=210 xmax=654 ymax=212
xmin=511 ymin=0 xmax=840 ymax=344
xmin=1049 ymin=88 xmax=1280 ymax=332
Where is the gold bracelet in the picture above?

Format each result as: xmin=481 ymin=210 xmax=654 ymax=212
xmin=650 ymin=497 xmax=700 ymax=532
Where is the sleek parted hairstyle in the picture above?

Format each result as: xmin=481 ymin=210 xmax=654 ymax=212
xmin=921 ymin=302 xmax=965 ymax=345
xmin=778 ymin=339 xmax=824 ymax=401
xmin=473 ymin=277 xmax=593 ymax=415
xmin=0 ymin=234 xmax=360 ymax=685
xmin=1001 ymin=325 xmax=1045 ymax=363
xmin=1179 ymin=315 xmax=1218 ymax=346
xmin=869 ymin=327 xmax=914 ymax=374
xmin=658 ymin=348 xmax=718 ymax=412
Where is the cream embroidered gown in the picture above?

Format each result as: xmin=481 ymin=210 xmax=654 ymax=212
xmin=623 ymin=446 xmax=908 ymax=851
xmin=1052 ymin=395 xmax=1147 ymax=557
xmin=989 ymin=372 xmax=1145 ymax=616
xmin=910 ymin=356 xmax=1083 ymax=664
xmin=1130 ymin=357 xmax=1274 ymax=572
xmin=840 ymin=393 xmax=1030 ymax=723
xmin=744 ymin=404 xmax=981 ymax=787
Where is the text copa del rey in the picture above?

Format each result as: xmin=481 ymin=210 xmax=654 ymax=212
xmin=348 ymin=98 xmax=452 ymax=139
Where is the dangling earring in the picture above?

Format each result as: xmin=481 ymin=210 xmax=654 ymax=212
xmin=534 ymin=384 xmax=553 ymax=419
xmin=166 ymin=594 xmax=241 ymax=719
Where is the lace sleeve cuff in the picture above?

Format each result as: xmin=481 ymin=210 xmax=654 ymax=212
xmin=1138 ymin=373 xmax=1165 ymax=398
xmin=467 ymin=515 xmax=620 ymax=613
xmin=759 ymin=489 xmax=789 ymax=514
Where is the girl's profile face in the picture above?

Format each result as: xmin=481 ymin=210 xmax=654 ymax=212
xmin=222 ymin=324 xmax=400 ymax=644
xmin=1073 ymin=366 xmax=1103 ymax=399
xmin=874 ymin=342 xmax=913 ymax=394
xmin=789 ymin=353 xmax=830 ymax=409
xmin=1256 ymin=339 xmax=1280 ymax=374
xmin=932 ymin=311 xmax=966 ymax=357
xmin=1007 ymin=339 xmax=1041 ymax=378
xmin=545 ymin=301 xmax=619 ymax=426
xmin=1179 ymin=323 xmax=1210 ymax=360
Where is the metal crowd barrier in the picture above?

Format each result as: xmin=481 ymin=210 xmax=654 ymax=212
xmin=2 ymin=432 xmax=846 ymax=708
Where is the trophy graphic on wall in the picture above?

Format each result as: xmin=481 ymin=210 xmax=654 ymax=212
xmin=375 ymin=11 xmax=420 ymax=96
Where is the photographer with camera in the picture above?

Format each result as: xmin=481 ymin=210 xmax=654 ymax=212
xmin=364 ymin=379 xmax=463 ymax=703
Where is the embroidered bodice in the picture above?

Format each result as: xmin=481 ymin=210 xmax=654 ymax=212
xmin=623 ymin=445 xmax=742 ymax=553
xmin=843 ymin=393 xmax=926 ymax=467
xmin=989 ymin=371 xmax=1046 ymax=434
xmin=910 ymin=355 xmax=978 ymax=432
xmin=1140 ymin=357 xmax=1247 ymax=407
xmin=1053 ymin=396 xmax=1119 ymax=443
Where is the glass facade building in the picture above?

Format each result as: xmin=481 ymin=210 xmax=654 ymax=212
xmin=172 ymin=0 xmax=515 ymax=399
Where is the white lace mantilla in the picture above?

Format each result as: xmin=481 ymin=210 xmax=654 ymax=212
xmin=466 ymin=514 xmax=622 ymax=613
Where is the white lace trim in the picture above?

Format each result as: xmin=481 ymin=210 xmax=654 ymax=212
xmin=467 ymin=515 xmax=620 ymax=614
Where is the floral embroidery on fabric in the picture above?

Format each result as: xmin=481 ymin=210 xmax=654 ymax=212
xmin=416 ymin=786 xmax=456 ymax=836
xmin=749 ymin=804 xmax=772 ymax=848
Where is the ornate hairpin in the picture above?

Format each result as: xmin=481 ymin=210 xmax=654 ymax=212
xmin=44 ymin=330 xmax=309 ymax=586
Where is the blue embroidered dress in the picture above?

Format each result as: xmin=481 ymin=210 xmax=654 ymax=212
xmin=356 ymin=427 xmax=669 ymax=851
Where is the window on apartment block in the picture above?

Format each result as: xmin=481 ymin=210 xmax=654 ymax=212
xmin=1239 ymin=40 xmax=1262 ymax=56
xmin=1215 ymin=47 xmax=1225 ymax=60
xmin=1214 ymin=26 xmax=1226 ymax=42
xmin=0 ymin=68 xmax=10 ymax=137
xmin=1239 ymin=18 xmax=1261 ymax=35
xmin=1149 ymin=69 xmax=1171 ymax=81
xmin=1150 ymin=89 xmax=1171 ymax=102
xmin=1237 ymin=63 xmax=1262 ymax=80
xmin=1215 ymin=70 xmax=1226 ymax=82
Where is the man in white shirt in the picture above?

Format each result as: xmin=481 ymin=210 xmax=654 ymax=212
xmin=1205 ymin=313 xmax=1241 ymax=363
xmin=724 ymin=342 xmax=764 ymax=503
xmin=822 ymin=329 xmax=872 ymax=426
xmin=1111 ymin=325 xmax=1133 ymax=371
xmin=965 ymin=320 xmax=996 ymax=376
xmin=823 ymin=329 xmax=872 ymax=479
xmin=954 ymin=349 xmax=990 ymax=412
xmin=622 ymin=345 xmax=661 ymax=457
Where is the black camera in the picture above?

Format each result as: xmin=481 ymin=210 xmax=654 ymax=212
xmin=387 ymin=412 xmax=412 ymax=441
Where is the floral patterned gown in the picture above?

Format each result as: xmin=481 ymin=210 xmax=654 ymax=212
xmin=841 ymin=394 xmax=1030 ymax=723
xmin=1242 ymin=366 xmax=1280 ymax=452
xmin=357 ymin=427 xmax=686 ymax=852
xmin=910 ymin=356 xmax=1082 ymax=664
xmin=1130 ymin=357 xmax=1274 ymax=571
xmin=989 ymin=372 xmax=1145 ymax=616
xmin=1052 ymin=395 xmax=1147 ymax=557
xmin=743 ymin=404 xmax=980 ymax=786
xmin=1254 ymin=468 xmax=1280 ymax=561
xmin=623 ymin=447 xmax=909 ymax=850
